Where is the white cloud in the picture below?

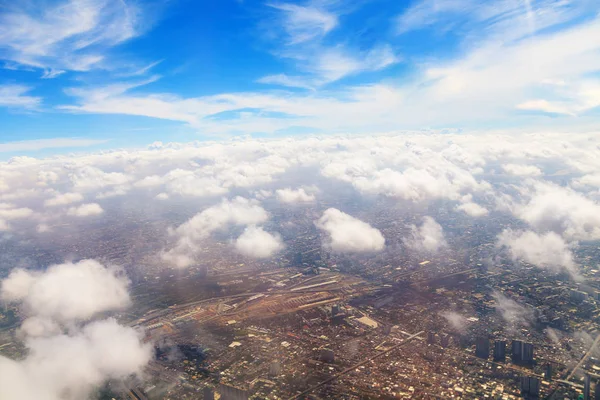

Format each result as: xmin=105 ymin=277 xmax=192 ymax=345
xmin=513 ymin=182 xmax=600 ymax=241
xmin=234 ymin=225 xmax=284 ymax=258
xmin=57 ymin=3 xmax=600 ymax=134
xmin=496 ymin=229 xmax=578 ymax=277
xmin=276 ymin=187 xmax=316 ymax=203
xmin=440 ymin=311 xmax=469 ymax=334
xmin=0 ymin=138 xmax=107 ymax=152
xmin=492 ymin=290 xmax=534 ymax=332
xmin=404 ymin=216 xmax=447 ymax=253
xmin=268 ymin=2 xmax=338 ymax=44
xmin=0 ymin=258 xmax=149 ymax=400
xmin=44 ymin=192 xmax=84 ymax=207
xmin=0 ymin=85 xmax=41 ymax=109
xmin=502 ymin=163 xmax=542 ymax=177
xmin=70 ymin=166 xmax=130 ymax=191
xmin=0 ymin=260 xmax=130 ymax=323
xmin=0 ymin=0 xmax=142 ymax=74
xmin=0 ymin=207 xmax=33 ymax=220
xmin=316 ymin=208 xmax=385 ymax=252
xmin=0 ymin=318 xmax=152 ymax=400
xmin=67 ymin=203 xmax=104 ymax=217
xmin=163 ymin=197 xmax=270 ymax=267
xmin=456 ymin=201 xmax=488 ymax=217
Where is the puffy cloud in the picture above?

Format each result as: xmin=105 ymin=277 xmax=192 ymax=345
xmin=67 ymin=203 xmax=104 ymax=217
xmin=163 ymin=197 xmax=270 ymax=267
xmin=502 ymin=164 xmax=542 ymax=177
xmin=0 ymin=318 xmax=152 ymax=400
xmin=404 ymin=216 xmax=447 ymax=253
xmin=44 ymin=192 xmax=84 ymax=207
xmin=315 ymin=208 xmax=385 ymax=252
xmin=457 ymin=201 xmax=488 ymax=217
xmin=70 ymin=166 xmax=130 ymax=191
xmin=440 ymin=311 xmax=469 ymax=334
xmin=513 ymin=182 xmax=600 ymax=241
xmin=276 ymin=187 xmax=316 ymax=203
xmin=234 ymin=226 xmax=284 ymax=258
xmin=491 ymin=291 xmax=534 ymax=332
xmin=0 ymin=260 xmax=130 ymax=323
xmin=496 ymin=229 xmax=578 ymax=277
xmin=134 ymin=174 xmax=163 ymax=188
xmin=0 ymin=256 xmax=150 ymax=400
xmin=0 ymin=207 xmax=33 ymax=220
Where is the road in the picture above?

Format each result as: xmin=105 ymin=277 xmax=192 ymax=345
xmin=566 ymin=333 xmax=600 ymax=381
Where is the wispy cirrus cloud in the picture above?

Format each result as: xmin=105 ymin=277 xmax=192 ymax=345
xmin=0 ymin=85 xmax=41 ymax=109
xmin=0 ymin=138 xmax=108 ymax=153
xmin=0 ymin=0 xmax=143 ymax=77
xmin=258 ymin=1 xmax=399 ymax=88
xmin=58 ymin=1 xmax=600 ymax=135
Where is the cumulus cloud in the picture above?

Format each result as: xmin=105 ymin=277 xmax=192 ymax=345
xmin=502 ymin=164 xmax=542 ymax=177
xmin=440 ymin=311 xmax=469 ymax=334
xmin=0 ymin=257 xmax=150 ymax=400
xmin=44 ymin=192 xmax=84 ymax=207
xmin=315 ymin=208 xmax=385 ymax=252
xmin=513 ymin=182 xmax=600 ymax=241
xmin=496 ymin=229 xmax=578 ymax=277
xmin=276 ymin=187 xmax=316 ymax=203
xmin=70 ymin=166 xmax=130 ymax=191
xmin=163 ymin=197 xmax=270 ymax=267
xmin=456 ymin=201 xmax=488 ymax=217
xmin=0 ymin=318 xmax=152 ymax=400
xmin=0 ymin=259 xmax=130 ymax=323
xmin=491 ymin=290 xmax=534 ymax=332
xmin=404 ymin=216 xmax=447 ymax=253
xmin=0 ymin=207 xmax=34 ymax=220
xmin=234 ymin=225 xmax=284 ymax=258
xmin=67 ymin=203 xmax=104 ymax=217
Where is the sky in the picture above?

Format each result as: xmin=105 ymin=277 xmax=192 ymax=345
xmin=0 ymin=0 xmax=599 ymax=158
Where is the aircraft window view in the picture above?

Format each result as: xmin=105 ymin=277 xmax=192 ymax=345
xmin=2 ymin=1 xmax=600 ymax=400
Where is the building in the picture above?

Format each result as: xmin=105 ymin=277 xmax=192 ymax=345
xmin=545 ymin=363 xmax=552 ymax=381
xmin=512 ymin=340 xmax=523 ymax=362
xmin=494 ymin=340 xmax=506 ymax=362
xmin=522 ymin=342 xmax=534 ymax=364
xmin=585 ymin=374 xmax=591 ymax=400
xmin=441 ymin=334 xmax=450 ymax=348
xmin=320 ymin=348 xmax=335 ymax=363
xmin=521 ymin=376 xmax=540 ymax=398
xmin=219 ymin=384 xmax=249 ymax=400
xmin=427 ymin=332 xmax=436 ymax=345
xmin=269 ymin=361 xmax=282 ymax=377
xmin=203 ymin=386 xmax=215 ymax=400
xmin=570 ymin=289 xmax=588 ymax=303
xmin=476 ymin=337 xmax=490 ymax=359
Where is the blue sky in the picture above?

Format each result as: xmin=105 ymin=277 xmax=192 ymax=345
xmin=0 ymin=0 xmax=599 ymax=156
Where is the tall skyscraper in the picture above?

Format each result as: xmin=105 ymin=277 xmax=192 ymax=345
xmin=521 ymin=376 xmax=540 ymax=398
xmin=203 ymin=386 xmax=215 ymax=400
xmin=585 ymin=374 xmax=591 ymax=400
xmin=476 ymin=337 xmax=490 ymax=359
xmin=494 ymin=340 xmax=506 ymax=362
xmin=512 ymin=340 xmax=523 ymax=362
xmin=427 ymin=332 xmax=436 ymax=345
xmin=441 ymin=334 xmax=450 ymax=348
xmin=522 ymin=342 xmax=534 ymax=364
xmin=545 ymin=363 xmax=552 ymax=381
